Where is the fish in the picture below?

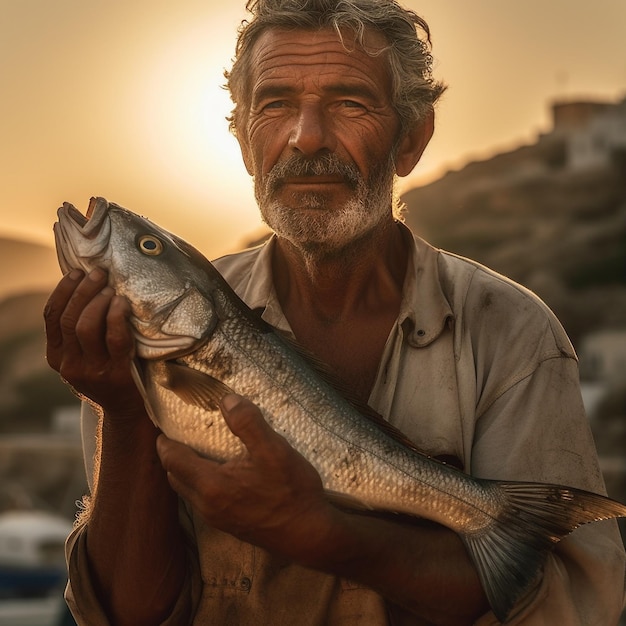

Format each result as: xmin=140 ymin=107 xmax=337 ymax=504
xmin=54 ymin=196 xmax=626 ymax=623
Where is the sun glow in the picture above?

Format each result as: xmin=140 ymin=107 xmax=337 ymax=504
xmin=134 ymin=23 xmax=257 ymax=222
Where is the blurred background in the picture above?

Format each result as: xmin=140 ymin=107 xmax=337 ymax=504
xmin=0 ymin=1 xmax=624 ymax=623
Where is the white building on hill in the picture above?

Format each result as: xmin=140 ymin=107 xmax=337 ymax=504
xmin=551 ymin=98 xmax=626 ymax=171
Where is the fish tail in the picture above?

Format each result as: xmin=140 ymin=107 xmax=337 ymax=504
xmin=460 ymin=481 xmax=626 ymax=623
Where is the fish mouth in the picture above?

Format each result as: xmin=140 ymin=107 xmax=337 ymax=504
xmin=54 ymin=197 xmax=112 ymax=274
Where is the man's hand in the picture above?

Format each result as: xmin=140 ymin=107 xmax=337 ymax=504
xmin=156 ymin=394 xmax=339 ymax=566
xmin=44 ymin=268 xmax=144 ymax=416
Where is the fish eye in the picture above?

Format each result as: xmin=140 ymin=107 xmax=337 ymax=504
xmin=137 ymin=235 xmax=164 ymax=256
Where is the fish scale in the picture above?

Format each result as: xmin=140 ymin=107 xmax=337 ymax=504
xmin=54 ymin=196 xmax=626 ymax=623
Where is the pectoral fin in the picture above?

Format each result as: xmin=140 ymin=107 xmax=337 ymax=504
xmin=324 ymin=490 xmax=374 ymax=512
xmin=159 ymin=360 xmax=235 ymax=411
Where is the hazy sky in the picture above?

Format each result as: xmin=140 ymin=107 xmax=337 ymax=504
xmin=1 ymin=0 xmax=625 ymax=258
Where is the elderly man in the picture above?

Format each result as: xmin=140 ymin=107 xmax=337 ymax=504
xmin=44 ymin=0 xmax=625 ymax=624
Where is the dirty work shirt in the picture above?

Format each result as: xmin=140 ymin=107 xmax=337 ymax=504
xmin=65 ymin=225 xmax=626 ymax=625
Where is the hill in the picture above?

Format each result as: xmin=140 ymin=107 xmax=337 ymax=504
xmin=0 ymin=237 xmax=60 ymax=299
xmin=402 ymin=142 xmax=626 ymax=349
xmin=0 ymin=291 xmax=77 ymax=433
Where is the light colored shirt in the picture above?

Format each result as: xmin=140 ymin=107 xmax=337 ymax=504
xmin=66 ymin=226 xmax=626 ymax=625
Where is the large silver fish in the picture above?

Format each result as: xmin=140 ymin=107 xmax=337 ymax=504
xmin=54 ymin=197 xmax=626 ymax=622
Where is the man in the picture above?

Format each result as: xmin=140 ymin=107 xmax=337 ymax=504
xmin=44 ymin=1 xmax=626 ymax=624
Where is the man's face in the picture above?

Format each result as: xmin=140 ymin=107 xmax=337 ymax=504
xmin=238 ymin=27 xmax=403 ymax=256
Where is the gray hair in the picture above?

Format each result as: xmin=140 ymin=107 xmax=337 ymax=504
xmin=225 ymin=0 xmax=446 ymax=138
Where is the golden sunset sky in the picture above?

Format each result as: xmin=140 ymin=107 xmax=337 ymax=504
xmin=1 ymin=0 xmax=625 ymax=258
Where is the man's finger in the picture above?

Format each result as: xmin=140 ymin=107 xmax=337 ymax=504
xmin=219 ymin=394 xmax=284 ymax=459
xmin=156 ymin=434 xmax=220 ymax=500
xmin=74 ymin=286 xmax=115 ymax=357
xmin=44 ymin=270 xmax=85 ymax=369
xmin=105 ymin=295 xmax=136 ymax=360
xmin=59 ymin=269 xmax=109 ymax=343
xmin=73 ymin=288 xmax=134 ymax=362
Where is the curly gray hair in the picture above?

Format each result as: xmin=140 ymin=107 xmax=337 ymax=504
xmin=225 ymin=0 xmax=446 ymax=138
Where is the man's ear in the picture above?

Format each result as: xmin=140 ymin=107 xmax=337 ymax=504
xmin=395 ymin=110 xmax=435 ymax=177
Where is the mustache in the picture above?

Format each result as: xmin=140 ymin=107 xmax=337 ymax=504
xmin=265 ymin=154 xmax=361 ymax=192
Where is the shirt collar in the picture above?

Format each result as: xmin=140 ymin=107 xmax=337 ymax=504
xmin=235 ymin=236 xmax=294 ymax=335
xmin=236 ymin=225 xmax=453 ymax=347
xmin=397 ymin=223 xmax=454 ymax=347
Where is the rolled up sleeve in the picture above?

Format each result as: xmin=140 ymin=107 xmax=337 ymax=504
xmin=65 ymin=505 xmax=202 ymax=626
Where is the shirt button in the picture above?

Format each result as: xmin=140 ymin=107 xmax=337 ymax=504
xmin=417 ymin=329 xmax=426 ymax=337
xmin=240 ymin=577 xmax=252 ymax=592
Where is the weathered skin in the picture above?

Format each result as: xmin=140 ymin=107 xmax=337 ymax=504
xmin=54 ymin=196 xmax=626 ymax=622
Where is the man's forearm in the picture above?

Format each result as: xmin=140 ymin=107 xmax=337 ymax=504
xmin=85 ymin=409 xmax=188 ymax=626
xmin=306 ymin=509 xmax=489 ymax=625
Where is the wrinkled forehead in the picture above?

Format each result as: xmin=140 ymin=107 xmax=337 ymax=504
xmin=248 ymin=26 xmax=393 ymax=90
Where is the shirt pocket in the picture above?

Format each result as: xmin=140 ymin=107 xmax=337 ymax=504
xmin=194 ymin=521 xmax=255 ymax=596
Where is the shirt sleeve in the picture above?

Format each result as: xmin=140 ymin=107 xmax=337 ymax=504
xmin=471 ymin=355 xmax=626 ymax=624
xmin=65 ymin=402 xmax=203 ymax=625
xmin=65 ymin=503 xmax=202 ymax=625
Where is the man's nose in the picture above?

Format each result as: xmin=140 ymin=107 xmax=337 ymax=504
xmin=288 ymin=104 xmax=336 ymax=156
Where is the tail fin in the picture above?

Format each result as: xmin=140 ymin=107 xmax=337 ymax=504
xmin=461 ymin=482 xmax=626 ymax=623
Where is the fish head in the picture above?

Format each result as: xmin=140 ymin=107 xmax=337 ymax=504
xmin=54 ymin=197 xmax=218 ymax=360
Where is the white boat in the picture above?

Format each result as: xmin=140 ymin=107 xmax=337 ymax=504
xmin=0 ymin=510 xmax=72 ymax=599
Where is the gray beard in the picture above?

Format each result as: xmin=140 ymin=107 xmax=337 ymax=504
xmin=255 ymin=153 xmax=397 ymax=260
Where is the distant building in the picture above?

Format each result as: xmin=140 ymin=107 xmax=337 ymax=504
xmin=550 ymin=98 xmax=626 ymax=171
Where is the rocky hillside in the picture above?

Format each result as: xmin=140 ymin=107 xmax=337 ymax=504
xmin=0 ymin=238 xmax=74 ymax=431
xmin=402 ymin=140 xmax=626 ymax=350
xmin=0 ymin=291 xmax=77 ymax=433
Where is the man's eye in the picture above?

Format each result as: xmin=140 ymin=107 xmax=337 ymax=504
xmin=263 ymin=101 xmax=285 ymax=110
xmin=342 ymin=100 xmax=365 ymax=109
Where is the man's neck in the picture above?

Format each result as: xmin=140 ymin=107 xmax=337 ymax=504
xmin=271 ymin=220 xmax=408 ymax=323
xmin=269 ymin=219 xmax=409 ymax=400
